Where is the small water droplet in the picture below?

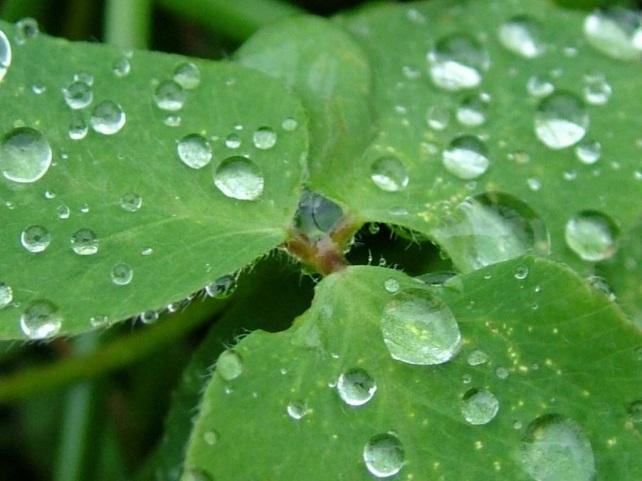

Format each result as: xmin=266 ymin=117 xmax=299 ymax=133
xmin=584 ymin=8 xmax=642 ymax=61
xmin=153 ymin=80 xmax=186 ymax=111
xmin=56 ymin=204 xmax=70 ymax=219
xmin=336 ymin=368 xmax=377 ymax=407
xmin=89 ymin=315 xmax=109 ymax=328
xmin=90 ymin=100 xmax=126 ymax=135
xmin=381 ymin=289 xmax=461 ymax=365
xmin=70 ymin=228 xmax=99 ymax=256
xmin=565 ymin=211 xmax=616 ymax=261
xmin=384 ymin=278 xmax=400 ymax=293
xmin=173 ymin=62 xmax=200 ymax=89
xmin=467 ymin=349 xmax=489 ymax=366
xmin=498 ymin=16 xmax=545 ymax=58
xmin=20 ymin=300 xmax=61 ymax=339
xmin=177 ymin=134 xmax=212 ymax=169
xmin=214 ymin=156 xmax=264 ymax=201
xmin=203 ymin=430 xmax=218 ymax=445
xmin=111 ymin=262 xmax=133 ymax=286
xmin=205 ymin=274 xmax=237 ymax=298
xmin=68 ymin=111 xmax=88 ymax=140
xmin=457 ymin=95 xmax=487 ymax=126
xmin=583 ymin=73 xmax=612 ymax=106
xmin=217 ymin=349 xmax=243 ymax=381
xmin=0 ymin=282 xmax=13 ymax=309
xmin=286 ymin=400 xmax=309 ymax=420
xmin=496 ymin=367 xmax=510 ymax=379
xmin=0 ymin=30 xmax=12 ymax=82
xmin=426 ymin=105 xmax=450 ymax=130
xmin=224 ymin=133 xmax=241 ymax=149
xmin=461 ymin=388 xmax=500 ymax=425
xmin=442 ymin=135 xmax=490 ymax=180
xmin=428 ymin=34 xmax=488 ymax=91
xmin=63 ymin=80 xmax=93 ymax=109
xmin=14 ymin=18 xmax=39 ymax=44
xmin=535 ymin=92 xmax=589 ymax=149
xmin=363 ymin=432 xmax=405 ymax=478
xmin=20 ymin=225 xmax=51 ymax=253
xmin=120 ymin=192 xmax=142 ymax=212
xmin=139 ymin=310 xmax=159 ymax=324
xmin=527 ymin=74 xmax=554 ymax=97
xmin=575 ymin=139 xmax=601 ymax=165
xmin=370 ymin=156 xmax=409 ymax=192
xmin=0 ymin=127 xmax=52 ymax=183
xmin=252 ymin=127 xmax=277 ymax=150
xmin=112 ymin=57 xmax=131 ymax=77
xmin=515 ymin=265 xmax=529 ymax=280
xmin=31 ymin=83 xmax=45 ymax=94
xmin=281 ymin=117 xmax=298 ymax=131
xmin=520 ymin=415 xmax=595 ymax=481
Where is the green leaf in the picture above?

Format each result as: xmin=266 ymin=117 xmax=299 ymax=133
xmin=0 ymin=20 xmax=307 ymax=339
xmin=182 ymin=257 xmax=641 ymax=480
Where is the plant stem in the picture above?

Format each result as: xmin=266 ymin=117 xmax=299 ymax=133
xmin=155 ymin=0 xmax=303 ymax=43
xmin=104 ymin=0 xmax=152 ymax=49
xmin=0 ymin=299 xmax=222 ymax=403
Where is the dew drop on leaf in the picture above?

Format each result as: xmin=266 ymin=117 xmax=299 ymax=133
xmin=110 ymin=262 xmax=133 ymax=286
xmin=498 ymin=16 xmax=545 ymax=58
xmin=286 ymin=400 xmax=309 ymax=420
xmin=583 ymin=7 xmax=642 ymax=61
xmin=214 ymin=156 xmax=264 ymax=201
xmin=68 ymin=111 xmax=88 ymax=140
xmin=336 ymin=368 xmax=377 ymax=407
xmin=21 ymin=225 xmax=51 ymax=253
xmin=520 ymin=415 xmax=595 ymax=481
xmin=173 ymin=62 xmax=201 ymax=89
xmin=0 ymin=127 xmax=52 ymax=183
xmin=281 ymin=117 xmax=298 ymax=131
xmin=381 ymin=289 xmax=461 ymax=365
xmin=120 ymin=192 xmax=142 ymax=212
xmin=252 ymin=127 xmax=277 ymax=150
xmin=204 ymin=274 xmax=237 ymax=299
xmin=90 ymin=100 xmax=126 ymax=135
xmin=582 ymin=73 xmax=612 ymax=106
xmin=0 ymin=30 xmax=11 ymax=81
xmin=370 ymin=156 xmax=409 ymax=192
xmin=177 ymin=134 xmax=212 ymax=169
xmin=153 ymin=79 xmax=186 ymax=111
xmin=0 ymin=282 xmax=13 ymax=309
xmin=426 ymin=105 xmax=450 ymax=130
xmin=442 ymin=135 xmax=490 ymax=180
xmin=527 ymin=74 xmax=554 ymax=97
xmin=461 ymin=388 xmax=500 ymax=425
xmin=514 ymin=265 xmax=529 ymax=280
xmin=565 ymin=211 xmax=616 ymax=261
xmin=63 ymin=80 xmax=93 ymax=110
xmin=203 ymin=430 xmax=219 ymax=446
xmin=139 ymin=310 xmax=159 ymax=324
xmin=467 ymin=349 xmax=489 ymax=366
xmin=534 ymin=92 xmax=588 ymax=149
xmin=496 ymin=366 xmax=510 ymax=379
xmin=112 ymin=57 xmax=130 ymax=78
xmin=56 ymin=204 xmax=70 ymax=220
xmin=574 ymin=139 xmax=601 ymax=165
xmin=457 ymin=95 xmax=487 ymax=126
xmin=225 ymin=133 xmax=241 ymax=149
xmin=70 ymin=228 xmax=99 ymax=256
xmin=384 ymin=278 xmax=400 ymax=293
xmin=363 ymin=432 xmax=405 ymax=478
xmin=20 ymin=300 xmax=62 ymax=339
xmin=217 ymin=349 xmax=244 ymax=381
xmin=14 ymin=17 xmax=39 ymax=45
xmin=428 ymin=34 xmax=488 ymax=91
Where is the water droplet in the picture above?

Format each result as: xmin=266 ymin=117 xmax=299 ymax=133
xmin=217 ymin=349 xmax=243 ymax=381
xmin=428 ymin=34 xmax=488 ymax=91
xmin=499 ymin=16 xmax=545 ymax=58
xmin=0 ymin=282 xmax=13 ymax=309
xmin=21 ymin=225 xmax=51 ymax=253
xmin=496 ymin=367 xmax=510 ymax=379
xmin=205 ymin=274 xmax=237 ymax=298
xmin=56 ymin=204 xmax=70 ymax=220
xmin=575 ymin=139 xmax=601 ymax=165
xmin=139 ymin=310 xmax=159 ymax=324
xmin=457 ymin=95 xmax=487 ymax=126
xmin=370 ymin=156 xmax=409 ymax=192
xmin=363 ymin=432 xmax=405 ymax=478
xmin=281 ymin=117 xmax=298 ymax=131
xmin=183 ymin=468 xmax=213 ymax=481
xmin=535 ymin=92 xmax=589 ymax=149
xmin=381 ymin=289 xmax=461 ymax=365
xmin=252 ymin=127 xmax=277 ymax=150
xmin=14 ymin=18 xmax=39 ymax=44
xmin=63 ymin=80 xmax=93 ymax=109
xmin=586 ymin=275 xmax=616 ymax=301
xmin=426 ymin=105 xmax=450 ymax=130
xmin=90 ymin=100 xmax=126 ymax=135
xmin=527 ymin=178 xmax=542 ymax=191
xmin=111 ymin=263 xmax=133 ymax=286
xmin=628 ymin=400 xmax=642 ymax=432
xmin=164 ymin=115 xmax=181 ymax=127
xmin=120 ymin=192 xmax=142 ymax=212
xmin=112 ymin=57 xmax=130 ymax=77
xmin=0 ymin=127 xmax=52 ymax=183
xmin=153 ymin=80 xmax=186 ymax=111
xmin=286 ymin=401 xmax=309 ymax=420
xmin=141 ymin=247 xmax=153 ymax=256
xmin=89 ymin=315 xmax=109 ymax=328
xmin=527 ymin=74 xmax=554 ymax=97
xmin=31 ymin=83 xmax=45 ymax=94
xmin=336 ymin=368 xmax=377 ymax=407
xmin=461 ymin=388 xmax=500 ymax=425
xmin=214 ymin=156 xmax=264 ymax=201
xmin=20 ymin=300 xmax=62 ymax=339
xmin=384 ymin=278 xmax=400 ymax=293
xmin=584 ymin=8 xmax=642 ymax=61
xmin=0 ymin=30 xmax=12 ymax=82
xmin=565 ymin=211 xmax=616 ymax=261
xmin=467 ymin=349 xmax=489 ymax=366
xmin=582 ymin=73 xmax=612 ymax=106
xmin=203 ymin=430 xmax=218 ymax=445
xmin=177 ymin=134 xmax=212 ymax=169
xmin=443 ymin=135 xmax=490 ymax=180
xmin=515 ymin=265 xmax=529 ymax=280
xmin=173 ymin=62 xmax=200 ymax=89
xmin=520 ymin=415 xmax=595 ymax=481
xmin=68 ymin=111 xmax=88 ymax=140
xmin=224 ymin=133 xmax=241 ymax=149
xmin=70 ymin=228 xmax=99 ymax=256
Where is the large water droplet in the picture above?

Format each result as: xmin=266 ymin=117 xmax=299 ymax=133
xmin=0 ymin=30 xmax=12 ymax=81
xmin=177 ymin=134 xmax=212 ymax=169
xmin=173 ymin=62 xmax=200 ymax=89
xmin=461 ymin=388 xmax=500 ymax=425
xmin=111 ymin=262 xmax=133 ymax=286
xmin=153 ymin=80 xmax=186 ymax=111
xmin=520 ymin=415 xmax=595 ymax=481
xmin=205 ymin=274 xmax=237 ymax=299
xmin=21 ymin=225 xmax=51 ymax=253
xmin=535 ymin=92 xmax=588 ymax=149
xmin=20 ymin=300 xmax=62 ymax=339
xmin=217 ymin=349 xmax=243 ymax=381
xmin=336 ymin=368 xmax=377 ymax=407
xmin=443 ymin=136 xmax=490 ymax=180
xmin=120 ymin=192 xmax=142 ymax=212
xmin=363 ymin=432 xmax=405 ymax=478
xmin=63 ymin=80 xmax=93 ymax=110
xmin=498 ymin=16 xmax=545 ymax=58
xmin=71 ymin=228 xmax=99 ymax=256
xmin=584 ymin=8 xmax=642 ymax=61
xmin=0 ymin=282 xmax=13 ymax=309
xmin=370 ymin=155 xmax=409 ymax=192
xmin=0 ymin=127 xmax=52 ymax=183
xmin=90 ymin=100 xmax=126 ymax=135
xmin=428 ymin=34 xmax=488 ymax=91
xmin=381 ymin=289 xmax=461 ymax=365
xmin=253 ymin=127 xmax=277 ymax=150
xmin=565 ymin=211 xmax=616 ymax=261
xmin=214 ymin=156 xmax=264 ymax=201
